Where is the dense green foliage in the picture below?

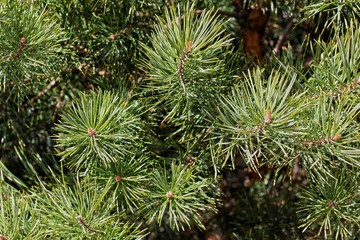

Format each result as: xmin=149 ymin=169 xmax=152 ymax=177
xmin=1 ymin=0 xmax=360 ymax=239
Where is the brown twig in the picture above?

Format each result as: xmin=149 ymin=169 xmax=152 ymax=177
xmin=53 ymin=86 xmax=64 ymax=119
xmin=302 ymin=134 xmax=342 ymax=148
xmin=177 ymin=41 xmax=193 ymax=84
xmin=310 ymin=76 xmax=360 ymax=99
xmin=108 ymin=22 xmax=154 ymax=40
xmin=75 ymin=216 xmax=99 ymax=233
xmin=11 ymin=37 xmax=27 ymax=60
xmin=30 ymin=78 xmax=60 ymax=104
xmin=76 ymin=216 xmax=90 ymax=232
xmin=273 ymin=17 xmax=296 ymax=55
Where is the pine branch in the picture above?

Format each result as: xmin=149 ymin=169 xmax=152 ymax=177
xmin=23 ymin=77 xmax=60 ymax=108
xmin=297 ymin=169 xmax=360 ymax=239
xmin=10 ymin=36 xmax=27 ymax=60
xmin=0 ymin=1 xmax=66 ymax=92
xmin=53 ymin=86 xmax=64 ymax=117
xmin=33 ymin=174 xmax=146 ymax=239
xmin=273 ymin=17 xmax=296 ymax=55
xmin=54 ymin=89 xmax=143 ymax=170
xmin=92 ymin=154 xmax=150 ymax=212
xmin=141 ymin=163 xmax=218 ymax=231
xmin=139 ymin=2 xmax=232 ymax=141
xmin=210 ymin=67 xmax=308 ymax=170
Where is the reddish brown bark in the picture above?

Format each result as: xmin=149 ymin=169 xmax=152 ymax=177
xmin=232 ymin=0 xmax=270 ymax=61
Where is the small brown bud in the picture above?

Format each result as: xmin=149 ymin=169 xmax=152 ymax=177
xmin=76 ymin=216 xmax=89 ymax=230
xmin=88 ymin=127 xmax=96 ymax=138
xmin=98 ymin=70 xmax=106 ymax=76
xmin=327 ymin=201 xmax=335 ymax=207
xmin=109 ymin=33 xmax=117 ymax=40
xmin=114 ymin=175 xmax=122 ymax=182
xmin=159 ymin=120 xmax=166 ymax=129
xmin=0 ymin=235 xmax=9 ymax=240
xmin=331 ymin=134 xmax=341 ymax=141
xmin=339 ymin=86 xmax=346 ymax=93
xmin=187 ymin=41 xmax=193 ymax=51
xmin=20 ymin=37 xmax=27 ymax=45
xmin=244 ymin=176 xmax=251 ymax=188
xmin=166 ymin=191 xmax=173 ymax=198
xmin=264 ymin=110 xmax=272 ymax=125
xmin=186 ymin=156 xmax=195 ymax=166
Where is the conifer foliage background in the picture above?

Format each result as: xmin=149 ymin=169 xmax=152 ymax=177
xmin=1 ymin=0 xmax=360 ymax=239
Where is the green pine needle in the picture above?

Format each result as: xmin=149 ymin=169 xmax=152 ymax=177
xmin=54 ymin=89 xmax=143 ymax=170
xmin=297 ymin=169 xmax=360 ymax=239
xmin=141 ymin=162 xmax=218 ymax=231
xmin=93 ymin=154 xmax=150 ymax=212
xmin=139 ymin=2 xmax=232 ymax=134
xmin=33 ymin=174 xmax=146 ymax=239
xmin=0 ymin=180 xmax=44 ymax=239
xmin=0 ymin=1 xmax=66 ymax=92
xmin=210 ymin=67 xmax=308 ymax=170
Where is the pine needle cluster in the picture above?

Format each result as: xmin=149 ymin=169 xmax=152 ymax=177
xmin=1 ymin=0 xmax=360 ymax=239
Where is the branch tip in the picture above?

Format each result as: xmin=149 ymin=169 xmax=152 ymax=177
xmin=88 ymin=127 xmax=96 ymax=138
